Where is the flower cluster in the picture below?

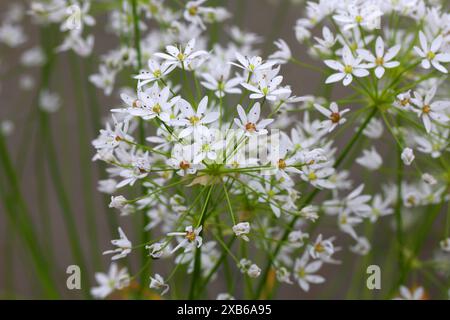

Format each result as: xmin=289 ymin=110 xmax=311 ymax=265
xmin=88 ymin=0 xmax=450 ymax=299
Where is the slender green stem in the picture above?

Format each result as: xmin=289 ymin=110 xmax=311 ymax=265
xmin=189 ymin=185 xmax=214 ymax=299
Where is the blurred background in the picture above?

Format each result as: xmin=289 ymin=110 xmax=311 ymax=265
xmin=0 ymin=0 xmax=448 ymax=299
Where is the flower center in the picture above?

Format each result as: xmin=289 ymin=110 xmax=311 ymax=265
xmin=400 ymin=98 xmax=410 ymax=106
xmin=355 ymin=15 xmax=363 ymax=23
xmin=177 ymin=52 xmax=185 ymax=61
xmin=330 ymin=112 xmax=341 ymax=123
xmin=179 ymin=160 xmax=191 ymax=170
xmin=314 ymin=242 xmax=325 ymax=253
xmin=152 ymin=103 xmax=161 ymax=114
xmin=202 ymin=144 xmax=211 ymax=152
xmin=297 ymin=268 xmax=306 ymax=278
xmin=375 ymin=57 xmax=384 ymax=66
xmin=261 ymin=87 xmax=269 ymax=95
xmin=185 ymin=231 xmax=196 ymax=242
xmin=189 ymin=115 xmax=200 ymax=125
xmin=278 ymin=159 xmax=287 ymax=169
xmin=153 ymin=69 xmax=162 ymax=78
xmin=245 ymin=122 xmax=256 ymax=132
xmin=422 ymin=105 xmax=431 ymax=114
xmin=308 ymin=171 xmax=317 ymax=181
xmin=426 ymin=51 xmax=435 ymax=60
xmin=344 ymin=64 xmax=353 ymax=74
xmin=188 ymin=6 xmax=198 ymax=16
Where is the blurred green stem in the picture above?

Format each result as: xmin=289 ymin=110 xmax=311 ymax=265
xmin=69 ymin=53 xmax=102 ymax=271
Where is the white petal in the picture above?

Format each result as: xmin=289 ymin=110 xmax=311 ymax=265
xmin=197 ymin=96 xmax=208 ymax=114
xmin=421 ymin=59 xmax=431 ymax=69
xmin=248 ymin=103 xmax=261 ymax=123
xmin=375 ymin=36 xmax=384 ymax=58
xmin=431 ymin=60 xmax=448 ymax=73
xmin=430 ymin=35 xmax=443 ymax=52
xmin=324 ymin=60 xmax=343 ymax=71
xmin=343 ymin=74 xmax=353 ymax=86
xmin=374 ymin=66 xmax=385 ymax=79
xmin=353 ymin=68 xmax=369 ymax=77
xmin=384 ymin=45 xmax=401 ymax=61
xmin=419 ymin=31 xmax=428 ymax=52
xmin=325 ymin=72 xmax=346 ymax=84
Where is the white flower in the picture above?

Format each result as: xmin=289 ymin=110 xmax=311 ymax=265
xmin=440 ymin=238 xmax=450 ymax=252
xmin=113 ymin=83 xmax=180 ymax=122
xmin=288 ymin=230 xmax=309 ymax=247
xmin=217 ymin=293 xmax=235 ymax=300
xmin=247 ymin=264 xmax=261 ymax=278
xmin=394 ymin=90 xmax=413 ymax=111
xmin=324 ymin=46 xmax=370 ymax=86
xmin=173 ymin=96 xmax=219 ymax=138
xmin=294 ymin=19 xmax=311 ymax=43
xmin=229 ymin=52 xmax=276 ymax=73
xmin=238 ymin=258 xmax=252 ymax=273
xmin=234 ymin=103 xmax=273 ymax=136
xmin=103 ymin=227 xmax=132 ymax=260
xmin=60 ymin=1 xmax=95 ymax=31
xmin=368 ymin=195 xmax=393 ymax=222
xmin=109 ymin=195 xmax=128 ymax=209
xmin=20 ymin=46 xmax=46 ymax=67
xmin=308 ymin=234 xmax=335 ymax=260
xmin=362 ymin=117 xmax=384 ymax=139
xmin=294 ymin=252 xmax=325 ymax=292
xmin=395 ymin=286 xmax=425 ymax=300
xmin=39 ymin=90 xmax=61 ymax=113
xmin=92 ymin=116 xmax=131 ymax=160
xmin=300 ymin=165 xmax=335 ymax=190
xmin=167 ymin=144 xmax=201 ymax=176
xmin=338 ymin=211 xmax=362 ymax=239
xmin=1 ymin=120 xmax=14 ymax=136
xmin=19 ymin=75 xmax=35 ymax=91
xmin=356 ymin=147 xmax=382 ymax=170
xmin=350 ymin=237 xmax=371 ymax=256
xmin=276 ymin=267 xmax=293 ymax=284
xmin=314 ymin=26 xmax=336 ymax=53
xmin=0 ymin=23 xmax=26 ymax=47
xmin=241 ymin=69 xmax=290 ymax=101
xmin=56 ymin=32 xmax=94 ymax=57
xmin=414 ymin=32 xmax=450 ymax=73
xmin=167 ymin=225 xmax=203 ymax=253
xmin=357 ymin=36 xmax=401 ymax=79
xmin=324 ymin=184 xmax=372 ymax=217
xmin=232 ymin=222 xmax=250 ymax=241
xmin=192 ymin=131 xmax=224 ymax=163
xmin=200 ymin=69 xmax=242 ymax=98
xmin=146 ymin=242 xmax=171 ymax=259
xmin=411 ymin=86 xmax=450 ymax=133
xmin=89 ymin=65 xmax=116 ymax=96
xmin=184 ymin=0 xmax=208 ymax=29
xmin=314 ymin=102 xmax=350 ymax=132
xmin=149 ymin=273 xmax=170 ymax=296
xmin=422 ymin=173 xmax=437 ymax=185
xmin=154 ymin=38 xmax=208 ymax=69
xmin=134 ymin=59 xmax=176 ymax=87
xmin=401 ymin=147 xmax=415 ymax=165
xmin=91 ymin=263 xmax=129 ymax=299
xmin=268 ymin=39 xmax=291 ymax=64
xmin=333 ymin=3 xmax=383 ymax=31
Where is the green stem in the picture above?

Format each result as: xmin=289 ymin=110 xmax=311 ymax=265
xmin=69 ymin=53 xmax=102 ymax=271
